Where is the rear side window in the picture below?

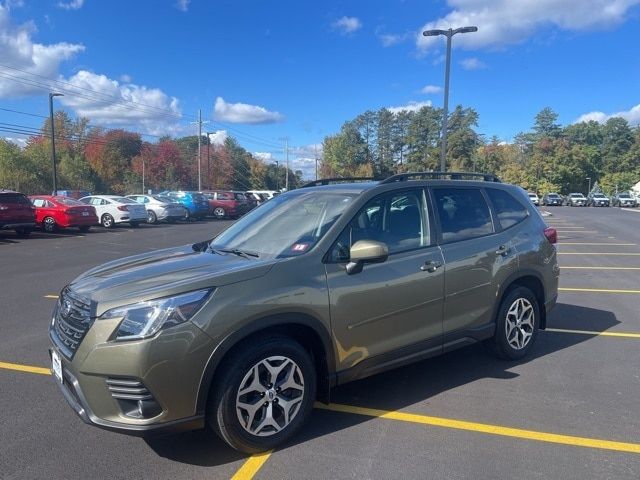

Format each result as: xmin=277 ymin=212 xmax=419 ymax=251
xmin=32 ymin=198 xmax=45 ymax=207
xmin=217 ymin=192 xmax=233 ymax=200
xmin=433 ymin=188 xmax=493 ymax=243
xmin=486 ymin=189 xmax=528 ymax=229
xmin=0 ymin=193 xmax=31 ymax=205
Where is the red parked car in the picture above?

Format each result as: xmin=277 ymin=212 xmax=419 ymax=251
xmin=202 ymin=190 xmax=247 ymax=219
xmin=0 ymin=189 xmax=36 ymax=237
xmin=29 ymin=195 xmax=98 ymax=233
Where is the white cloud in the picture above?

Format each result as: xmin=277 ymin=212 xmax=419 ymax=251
xmin=416 ymin=0 xmax=640 ymax=52
xmin=421 ymin=84 xmax=442 ymax=94
xmin=459 ymin=57 xmax=486 ymax=70
xmin=0 ymin=5 xmax=85 ymax=97
xmin=59 ymin=71 xmax=181 ymax=135
xmin=376 ymin=29 xmax=411 ymax=47
xmin=214 ymin=96 xmax=284 ymax=125
xmin=57 ymin=0 xmax=84 ymax=10
xmin=253 ymin=152 xmax=275 ymax=162
xmin=175 ymin=0 xmax=190 ymax=12
xmin=208 ymin=130 xmax=228 ymax=145
xmin=576 ymin=103 xmax=640 ymax=125
xmin=332 ymin=16 xmax=362 ymax=35
xmin=0 ymin=7 xmax=184 ymax=135
xmin=387 ymin=100 xmax=432 ymax=114
xmin=3 ymin=136 xmax=27 ymax=147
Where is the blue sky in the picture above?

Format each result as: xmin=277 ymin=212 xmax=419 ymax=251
xmin=1 ymin=0 xmax=639 ymax=177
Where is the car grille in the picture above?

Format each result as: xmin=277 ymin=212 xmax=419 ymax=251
xmin=51 ymin=287 xmax=93 ymax=359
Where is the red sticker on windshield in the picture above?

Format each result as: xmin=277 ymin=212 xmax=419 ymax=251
xmin=291 ymin=243 xmax=310 ymax=252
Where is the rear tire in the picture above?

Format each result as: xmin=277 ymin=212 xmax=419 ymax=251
xmin=14 ymin=227 xmax=32 ymax=237
xmin=147 ymin=210 xmax=157 ymax=224
xmin=213 ymin=207 xmax=226 ymax=219
xmin=101 ymin=214 xmax=114 ymax=228
xmin=487 ymin=286 xmax=540 ymax=360
xmin=208 ymin=336 xmax=316 ymax=454
xmin=78 ymin=226 xmax=90 ymax=233
xmin=43 ymin=216 xmax=57 ymax=233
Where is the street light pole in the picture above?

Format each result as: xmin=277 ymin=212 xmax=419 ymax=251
xmin=586 ymin=177 xmax=591 ymax=194
xmin=275 ymin=161 xmax=279 ymax=191
xmin=49 ymin=92 xmax=64 ymax=195
xmin=423 ymin=26 xmax=477 ymax=172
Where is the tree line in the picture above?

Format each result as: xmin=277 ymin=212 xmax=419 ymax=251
xmin=0 ymin=111 xmax=303 ymax=195
xmin=320 ymin=106 xmax=640 ymax=195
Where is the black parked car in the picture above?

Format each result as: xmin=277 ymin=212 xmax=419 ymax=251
xmin=541 ymin=192 xmax=563 ymax=206
xmin=587 ymin=193 xmax=610 ymax=207
xmin=612 ymin=192 xmax=637 ymax=207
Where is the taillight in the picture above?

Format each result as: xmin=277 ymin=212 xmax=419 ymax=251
xmin=117 ymin=205 xmax=129 ymax=211
xmin=0 ymin=205 xmax=8 ymax=210
xmin=544 ymin=227 xmax=557 ymax=245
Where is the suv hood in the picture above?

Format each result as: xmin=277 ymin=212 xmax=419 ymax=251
xmin=68 ymin=244 xmax=276 ymax=314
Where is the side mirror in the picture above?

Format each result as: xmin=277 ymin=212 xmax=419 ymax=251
xmin=346 ymin=240 xmax=389 ymax=275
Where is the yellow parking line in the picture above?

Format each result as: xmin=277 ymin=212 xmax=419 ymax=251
xmin=231 ymin=451 xmax=273 ymax=480
xmin=316 ymin=403 xmax=640 ymax=454
xmin=558 ymin=243 xmax=636 ymax=246
xmin=561 ymin=266 xmax=640 ymax=270
xmin=0 ymin=361 xmax=51 ymax=376
xmin=558 ymin=253 xmax=640 ymax=256
xmin=559 ymin=287 xmax=640 ymax=294
xmin=44 ymin=295 xmax=59 ymax=299
xmin=546 ymin=328 xmax=640 ymax=339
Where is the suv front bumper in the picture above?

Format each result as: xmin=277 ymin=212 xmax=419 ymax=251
xmin=48 ymin=318 xmax=215 ymax=436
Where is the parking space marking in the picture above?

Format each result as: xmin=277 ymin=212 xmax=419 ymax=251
xmin=559 ymin=287 xmax=640 ymax=294
xmin=44 ymin=295 xmax=59 ymax=299
xmin=558 ymin=252 xmax=640 ymax=256
xmin=315 ymin=403 xmax=640 ymax=454
xmin=561 ymin=266 xmax=640 ymax=270
xmin=230 ymin=451 xmax=273 ymax=480
xmin=557 ymin=243 xmax=636 ymax=246
xmin=546 ymin=328 xmax=640 ymax=339
xmin=0 ymin=361 xmax=51 ymax=376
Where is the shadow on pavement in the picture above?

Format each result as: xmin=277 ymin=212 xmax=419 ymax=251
xmin=145 ymin=302 xmax=617 ymax=466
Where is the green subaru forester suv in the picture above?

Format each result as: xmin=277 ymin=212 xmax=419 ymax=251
xmin=49 ymin=172 xmax=559 ymax=453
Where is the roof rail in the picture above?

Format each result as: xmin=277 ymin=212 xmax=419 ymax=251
xmin=379 ymin=171 xmax=501 ymax=184
xmin=301 ymin=177 xmax=378 ymax=188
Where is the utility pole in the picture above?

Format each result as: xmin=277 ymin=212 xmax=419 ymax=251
xmin=142 ymin=157 xmax=145 ymax=194
xmin=49 ymin=92 xmax=63 ymax=195
xmin=278 ymin=137 xmax=289 ymax=190
xmin=206 ymin=132 xmax=213 ymax=189
xmin=192 ymin=110 xmax=209 ymax=191
xmin=314 ymin=144 xmax=318 ymax=181
xmin=275 ymin=161 xmax=279 ymax=191
xmin=423 ymin=26 xmax=478 ymax=172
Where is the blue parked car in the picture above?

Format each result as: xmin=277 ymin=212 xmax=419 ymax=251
xmin=163 ymin=191 xmax=209 ymax=220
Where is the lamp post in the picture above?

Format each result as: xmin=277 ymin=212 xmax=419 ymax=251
xmin=206 ymin=132 xmax=214 ymax=189
xmin=422 ymin=26 xmax=477 ymax=172
xmin=586 ymin=177 xmax=591 ymax=194
xmin=49 ymin=92 xmax=64 ymax=195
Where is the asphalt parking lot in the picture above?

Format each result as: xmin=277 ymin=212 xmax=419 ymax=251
xmin=1 ymin=208 xmax=640 ymax=479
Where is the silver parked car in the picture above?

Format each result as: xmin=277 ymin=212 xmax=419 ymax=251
xmin=79 ymin=195 xmax=148 ymax=228
xmin=126 ymin=194 xmax=187 ymax=224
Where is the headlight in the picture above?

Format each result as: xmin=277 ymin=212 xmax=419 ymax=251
xmin=100 ymin=289 xmax=212 ymax=341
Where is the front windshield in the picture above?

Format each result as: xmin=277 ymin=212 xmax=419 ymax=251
xmin=593 ymin=194 xmax=606 ymax=198
xmin=211 ymin=190 xmax=356 ymax=258
xmin=619 ymin=193 xmax=631 ymax=198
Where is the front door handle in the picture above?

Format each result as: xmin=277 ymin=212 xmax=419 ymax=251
xmin=420 ymin=260 xmax=442 ymax=272
xmin=495 ymin=245 xmax=510 ymax=257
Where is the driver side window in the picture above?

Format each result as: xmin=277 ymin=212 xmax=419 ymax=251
xmin=329 ymin=189 xmax=430 ymax=262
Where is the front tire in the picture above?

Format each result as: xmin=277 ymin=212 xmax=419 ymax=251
xmin=147 ymin=210 xmax=157 ymax=224
xmin=208 ymin=336 xmax=316 ymax=454
xmin=487 ymin=287 xmax=539 ymax=360
xmin=213 ymin=207 xmax=226 ymax=219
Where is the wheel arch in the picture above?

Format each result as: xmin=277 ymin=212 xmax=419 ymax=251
xmin=196 ymin=312 xmax=335 ymax=416
xmin=496 ymin=270 xmax=547 ymax=329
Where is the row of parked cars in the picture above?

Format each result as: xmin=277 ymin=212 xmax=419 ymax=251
xmin=527 ymin=191 xmax=638 ymax=208
xmin=0 ymin=188 xmax=279 ymax=236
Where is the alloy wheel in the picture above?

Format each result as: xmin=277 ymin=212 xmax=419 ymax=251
xmin=505 ymin=298 xmax=535 ymax=350
xmin=44 ymin=217 xmax=56 ymax=232
xmin=235 ymin=356 xmax=305 ymax=437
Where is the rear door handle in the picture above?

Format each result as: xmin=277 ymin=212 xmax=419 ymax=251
xmin=420 ymin=260 xmax=442 ymax=272
xmin=495 ymin=245 xmax=510 ymax=257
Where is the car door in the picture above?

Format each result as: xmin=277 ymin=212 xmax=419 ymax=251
xmin=431 ymin=187 xmax=519 ymax=347
xmin=325 ymin=188 xmax=445 ymax=377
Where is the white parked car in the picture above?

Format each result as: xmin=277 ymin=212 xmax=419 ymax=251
xmin=80 ymin=195 xmax=148 ymax=228
xmin=126 ymin=194 xmax=186 ymax=224
xmin=527 ymin=192 xmax=540 ymax=206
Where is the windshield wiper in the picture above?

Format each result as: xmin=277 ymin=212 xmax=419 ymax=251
xmin=214 ymin=248 xmax=259 ymax=259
